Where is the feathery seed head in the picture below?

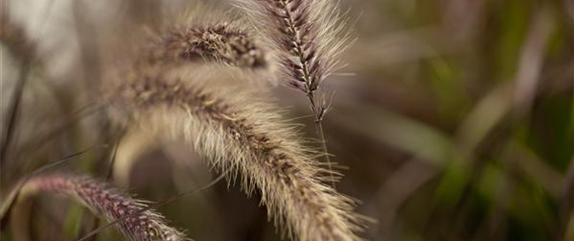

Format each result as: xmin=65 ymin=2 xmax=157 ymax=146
xmin=234 ymin=0 xmax=351 ymax=94
xmin=24 ymin=174 xmax=187 ymax=241
xmin=108 ymin=65 xmax=364 ymax=241
xmin=146 ymin=23 xmax=267 ymax=69
xmin=141 ymin=7 xmax=270 ymax=70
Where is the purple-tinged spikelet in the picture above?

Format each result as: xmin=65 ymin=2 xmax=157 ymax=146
xmin=23 ymin=174 xmax=187 ymax=241
xmin=234 ymin=0 xmax=350 ymax=94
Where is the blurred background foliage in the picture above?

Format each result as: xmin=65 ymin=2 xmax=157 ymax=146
xmin=0 ymin=0 xmax=573 ymax=240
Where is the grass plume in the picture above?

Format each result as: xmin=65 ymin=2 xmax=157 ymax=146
xmin=233 ymin=0 xmax=349 ymax=92
xmin=233 ymin=0 xmax=352 ymax=186
xmin=21 ymin=174 xmax=188 ymax=241
xmin=141 ymin=8 xmax=269 ymax=70
xmin=107 ymin=65 xmax=362 ymax=241
xmin=146 ymin=24 xmax=267 ymax=69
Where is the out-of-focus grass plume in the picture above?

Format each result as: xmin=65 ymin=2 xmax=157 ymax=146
xmin=0 ymin=0 xmax=573 ymax=240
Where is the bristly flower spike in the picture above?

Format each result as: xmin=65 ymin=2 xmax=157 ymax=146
xmin=234 ymin=0 xmax=353 ymax=187
xmin=22 ymin=174 xmax=188 ymax=241
xmin=107 ymin=65 xmax=364 ymax=241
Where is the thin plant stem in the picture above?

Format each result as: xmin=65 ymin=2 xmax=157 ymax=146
xmin=307 ymin=93 xmax=335 ymax=187
xmin=0 ymin=61 xmax=29 ymax=164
